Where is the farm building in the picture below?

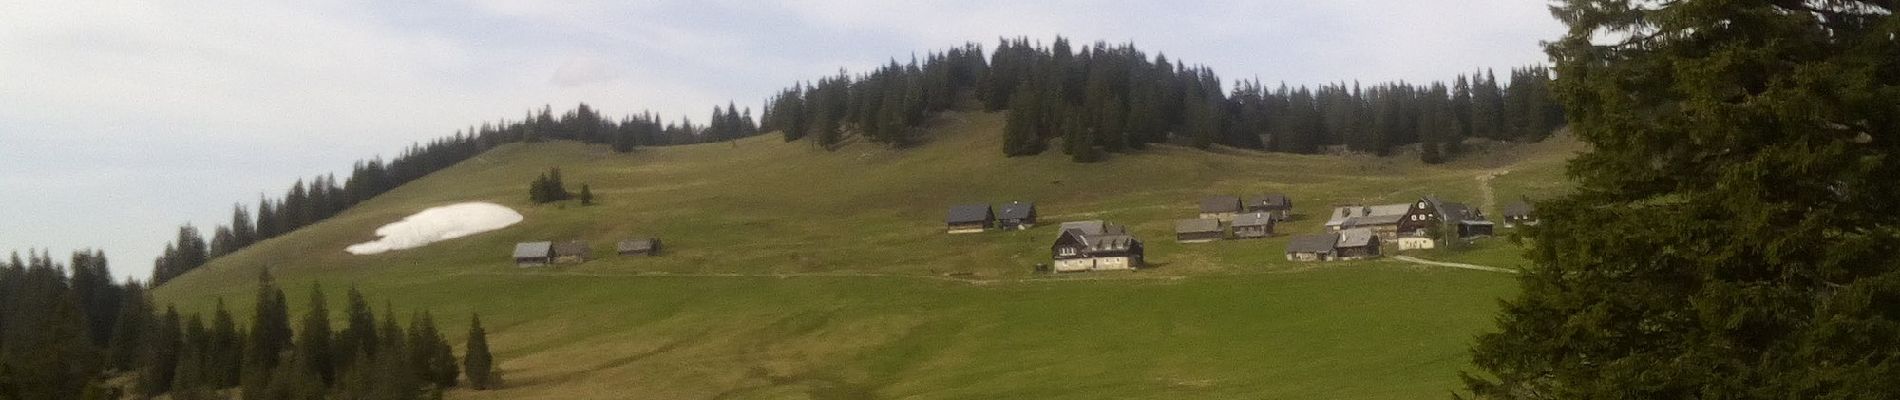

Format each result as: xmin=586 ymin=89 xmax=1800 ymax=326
xmin=1502 ymin=199 xmax=1537 ymax=228
xmin=945 ymin=204 xmax=994 ymax=234
xmin=1285 ymin=233 xmax=1340 ymax=262
xmin=1243 ymin=193 xmax=1294 ymax=221
xmin=1050 ymin=220 xmax=1144 ymax=272
xmin=1327 ymin=196 xmax=1496 ymax=249
xmin=1325 ymin=203 xmax=1412 ymax=238
xmin=1174 ymin=218 xmax=1225 ymax=243
xmin=996 ymin=201 xmax=1037 ymax=230
xmin=1422 ymin=196 xmax=1495 ymax=238
xmin=553 ymin=240 xmax=591 ymax=264
xmin=1198 ymin=196 xmax=1243 ymax=222
xmin=1335 ymin=228 xmax=1381 ymax=260
xmin=617 ymin=238 xmax=662 ymax=256
xmin=1232 ymin=213 xmax=1276 ymax=239
xmin=512 ymin=242 xmax=553 ymax=267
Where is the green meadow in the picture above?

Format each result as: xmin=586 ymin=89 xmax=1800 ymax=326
xmin=154 ymin=111 xmax=1581 ymax=399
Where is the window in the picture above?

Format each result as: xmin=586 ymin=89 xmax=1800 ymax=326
xmin=1058 ymin=248 xmax=1077 ymax=257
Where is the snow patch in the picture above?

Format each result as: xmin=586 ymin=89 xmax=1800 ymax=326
xmin=345 ymin=202 xmax=523 ymax=255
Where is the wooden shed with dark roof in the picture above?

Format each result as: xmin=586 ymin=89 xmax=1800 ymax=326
xmin=512 ymin=241 xmax=553 ymax=267
xmin=1502 ymin=199 xmax=1537 ymax=228
xmin=945 ymin=204 xmax=994 ymax=234
xmin=617 ymin=238 xmax=662 ymax=256
xmin=1285 ymin=233 xmax=1340 ymax=262
xmin=1175 ymin=218 xmax=1225 ymax=243
xmin=553 ymin=240 xmax=591 ymax=264
xmin=1198 ymin=196 xmax=1243 ymax=222
xmin=1243 ymin=193 xmax=1294 ymax=221
xmin=996 ymin=201 xmax=1037 ymax=230
xmin=1232 ymin=212 xmax=1276 ymax=239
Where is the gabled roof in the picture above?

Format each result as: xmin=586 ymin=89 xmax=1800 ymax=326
xmin=616 ymin=238 xmax=658 ymax=252
xmin=1502 ymin=200 xmax=1535 ymax=218
xmin=1325 ymin=204 xmax=1412 ymax=227
xmin=1083 ymin=234 xmax=1142 ymax=252
xmin=1286 ymin=233 xmax=1341 ymax=253
xmin=1199 ymin=196 xmax=1243 ymax=213
xmin=1058 ymin=220 xmax=1125 ymax=236
xmin=1336 ymin=228 xmax=1377 ymax=248
xmin=1244 ymin=193 xmax=1292 ymax=209
xmin=513 ymin=242 xmax=552 ymax=258
xmin=553 ymin=240 xmax=590 ymax=256
xmin=1175 ymin=218 xmax=1222 ymax=234
xmin=1424 ymin=196 xmax=1486 ymax=222
xmin=946 ymin=204 xmax=994 ymax=224
xmin=997 ymin=201 xmax=1036 ymax=220
xmin=1233 ymin=213 xmax=1275 ymax=227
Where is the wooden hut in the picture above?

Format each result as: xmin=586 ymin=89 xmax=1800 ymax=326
xmin=1174 ymin=218 xmax=1225 ymax=243
xmin=1198 ymin=196 xmax=1243 ymax=222
xmin=512 ymin=242 xmax=553 ymax=267
xmin=945 ymin=204 xmax=994 ymax=234
xmin=1232 ymin=212 xmax=1276 ymax=239
xmin=553 ymin=240 xmax=591 ymax=264
xmin=617 ymin=238 xmax=662 ymax=256
xmin=996 ymin=201 xmax=1037 ymax=230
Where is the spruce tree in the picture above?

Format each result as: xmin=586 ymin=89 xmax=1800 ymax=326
xmin=464 ymin=314 xmax=498 ymax=390
xmin=1465 ymin=2 xmax=1900 ymax=398
xmin=336 ymin=287 xmax=376 ymax=376
xmin=408 ymin=312 xmax=458 ymax=388
xmin=295 ymin=285 xmax=334 ymax=386
xmin=139 ymin=307 xmax=182 ymax=396
xmin=247 ymin=270 xmax=292 ymax=372
xmin=210 ymin=299 xmax=242 ymax=387
xmin=105 ymin=283 xmax=152 ymax=372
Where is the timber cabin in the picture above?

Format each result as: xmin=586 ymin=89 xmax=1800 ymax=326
xmin=1232 ymin=213 xmax=1276 ymax=239
xmin=553 ymin=240 xmax=591 ymax=264
xmin=1334 ymin=228 xmax=1381 ymax=260
xmin=1285 ymin=233 xmax=1340 ymax=262
xmin=1050 ymin=220 xmax=1145 ymax=272
xmin=1174 ymin=218 xmax=1225 ymax=243
xmin=512 ymin=241 xmax=553 ymax=267
xmin=1420 ymin=196 xmax=1495 ymax=238
xmin=945 ymin=204 xmax=994 ymax=234
xmin=1502 ymin=199 xmax=1537 ymax=228
xmin=617 ymin=238 xmax=662 ymax=256
xmin=1198 ymin=196 xmax=1243 ymax=222
xmin=1243 ymin=193 xmax=1294 ymax=221
xmin=996 ymin=201 xmax=1037 ymax=230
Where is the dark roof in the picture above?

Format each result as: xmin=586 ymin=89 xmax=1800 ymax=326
xmin=1503 ymin=200 xmax=1534 ymax=217
xmin=946 ymin=204 xmax=993 ymax=224
xmin=1233 ymin=213 xmax=1274 ymax=227
xmin=553 ymin=240 xmax=590 ymax=256
xmin=512 ymin=242 xmax=552 ymax=258
xmin=616 ymin=238 xmax=658 ymax=252
xmin=1425 ymin=196 xmax=1485 ymax=222
xmin=997 ymin=201 xmax=1036 ymax=220
xmin=1336 ymin=228 xmax=1376 ymax=248
xmin=1175 ymin=218 xmax=1222 ymax=234
xmin=1244 ymin=193 xmax=1292 ymax=209
xmin=1199 ymin=196 xmax=1243 ymax=213
xmin=1058 ymin=220 xmax=1125 ymax=236
xmin=1286 ymin=233 xmax=1341 ymax=253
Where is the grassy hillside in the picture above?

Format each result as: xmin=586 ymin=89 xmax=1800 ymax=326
xmin=154 ymin=111 xmax=1582 ymax=399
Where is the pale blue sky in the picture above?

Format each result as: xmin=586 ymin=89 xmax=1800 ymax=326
xmin=0 ymin=0 xmax=1563 ymax=280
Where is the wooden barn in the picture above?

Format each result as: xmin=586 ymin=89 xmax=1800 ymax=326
xmin=1232 ymin=213 xmax=1276 ymax=239
xmin=1335 ymin=228 xmax=1381 ymax=260
xmin=945 ymin=204 xmax=994 ymax=234
xmin=553 ymin=240 xmax=591 ymax=264
xmin=1174 ymin=218 xmax=1225 ymax=243
xmin=512 ymin=242 xmax=553 ymax=267
xmin=1502 ymin=199 xmax=1537 ymax=228
xmin=1050 ymin=220 xmax=1144 ymax=272
xmin=1244 ymin=193 xmax=1294 ymax=221
xmin=617 ymin=238 xmax=662 ymax=256
xmin=1198 ymin=196 xmax=1243 ymax=222
xmin=1285 ymin=233 xmax=1340 ymax=262
xmin=996 ymin=201 xmax=1037 ymax=230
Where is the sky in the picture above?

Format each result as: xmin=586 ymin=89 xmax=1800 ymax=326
xmin=0 ymin=0 xmax=1564 ymax=280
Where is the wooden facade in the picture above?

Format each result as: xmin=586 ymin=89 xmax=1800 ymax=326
xmin=617 ymin=238 xmax=662 ymax=256
xmin=512 ymin=242 xmax=553 ymax=267
xmin=1174 ymin=218 xmax=1225 ymax=243
xmin=1243 ymin=194 xmax=1293 ymax=221
xmin=1198 ymin=196 xmax=1243 ymax=222
xmin=945 ymin=204 xmax=994 ymax=234
xmin=1232 ymin=213 xmax=1276 ymax=239
xmin=996 ymin=201 xmax=1037 ymax=230
xmin=553 ymin=240 xmax=591 ymax=264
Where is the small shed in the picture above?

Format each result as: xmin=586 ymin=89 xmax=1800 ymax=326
xmin=513 ymin=242 xmax=553 ymax=267
xmin=1502 ymin=200 xmax=1537 ymax=228
xmin=1198 ymin=196 xmax=1243 ymax=221
xmin=1285 ymin=233 xmax=1340 ymax=262
xmin=1244 ymin=193 xmax=1293 ymax=221
xmin=1336 ymin=228 xmax=1381 ymax=260
xmin=996 ymin=201 xmax=1038 ymax=230
xmin=1232 ymin=213 xmax=1276 ymax=239
xmin=946 ymin=204 xmax=994 ymax=234
xmin=1174 ymin=218 xmax=1225 ymax=243
xmin=553 ymin=240 xmax=591 ymax=264
xmin=617 ymin=238 xmax=662 ymax=256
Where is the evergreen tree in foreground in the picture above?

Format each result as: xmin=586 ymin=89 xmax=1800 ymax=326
xmin=464 ymin=314 xmax=499 ymax=390
xmin=1463 ymin=2 xmax=1899 ymax=398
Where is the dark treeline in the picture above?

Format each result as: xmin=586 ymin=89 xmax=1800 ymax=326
xmin=151 ymin=36 xmax=1554 ymax=285
xmin=760 ymin=37 xmax=1563 ymax=162
xmin=152 ymin=103 xmax=761 ymax=285
xmin=1 ymin=249 xmax=498 ymax=399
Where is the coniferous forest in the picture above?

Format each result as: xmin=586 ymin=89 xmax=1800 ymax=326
xmin=147 ymin=37 xmax=1562 ymax=286
xmin=0 ymin=250 xmax=496 ymax=399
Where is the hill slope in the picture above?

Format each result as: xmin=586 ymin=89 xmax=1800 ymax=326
xmin=154 ymin=111 xmax=1582 ymax=399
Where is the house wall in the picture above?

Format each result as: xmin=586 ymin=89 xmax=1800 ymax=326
xmin=1176 ymin=232 xmax=1224 ymax=243
xmin=1199 ymin=212 xmax=1237 ymax=222
xmin=554 ymin=255 xmax=586 ymax=264
xmin=1234 ymin=226 xmax=1270 ymax=238
xmin=1396 ymin=237 xmax=1436 ymax=250
xmin=1054 ymin=258 xmax=1095 ymax=272
xmin=947 ymin=222 xmax=987 ymax=234
xmin=1093 ymin=256 xmax=1135 ymax=271
xmin=998 ymin=219 xmax=1035 ymax=230
xmin=514 ymin=258 xmax=548 ymax=267
xmin=1286 ymin=252 xmax=1331 ymax=262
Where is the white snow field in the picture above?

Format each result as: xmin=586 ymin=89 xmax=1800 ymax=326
xmin=344 ymin=202 xmax=524 ymax=255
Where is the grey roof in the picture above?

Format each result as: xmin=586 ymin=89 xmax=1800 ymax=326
xmin=512 ymin=242 xmax=552 ymax=258
xmin=1336 ymin=228 xmax=1377 ymax=248
xmin=1233 ymin=213 xmax=1274 ymax=227
xmin=1175 ymin=218 xmax=1222 ymax=234
xmin=553 ymin=240 xmax=590 ymax=256
xmin=1058 ymin=220 xmax=1126 ymax=236
xmin=1082 ymin=234 xmax=1142 ymax=252
xmin=1244 ymin=193 xmax=1292 ymax=209
xmin=1199 ymin=196 xmax=1243 ymax=213
xmin=997 ymin=201 xmax=1036 ymax=220
xmin=1286 ymin=233 xmax=1341 ymax=253
xmin=1503 ymin=200 xmax=1535 ymax=217
xmin=1325 ymin=204 xmax=1412 ymax=227
xmin=946 ymin=204 xmax=993 ymax=224
xmin=616 ymin=238 xmax=658 ymax=252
